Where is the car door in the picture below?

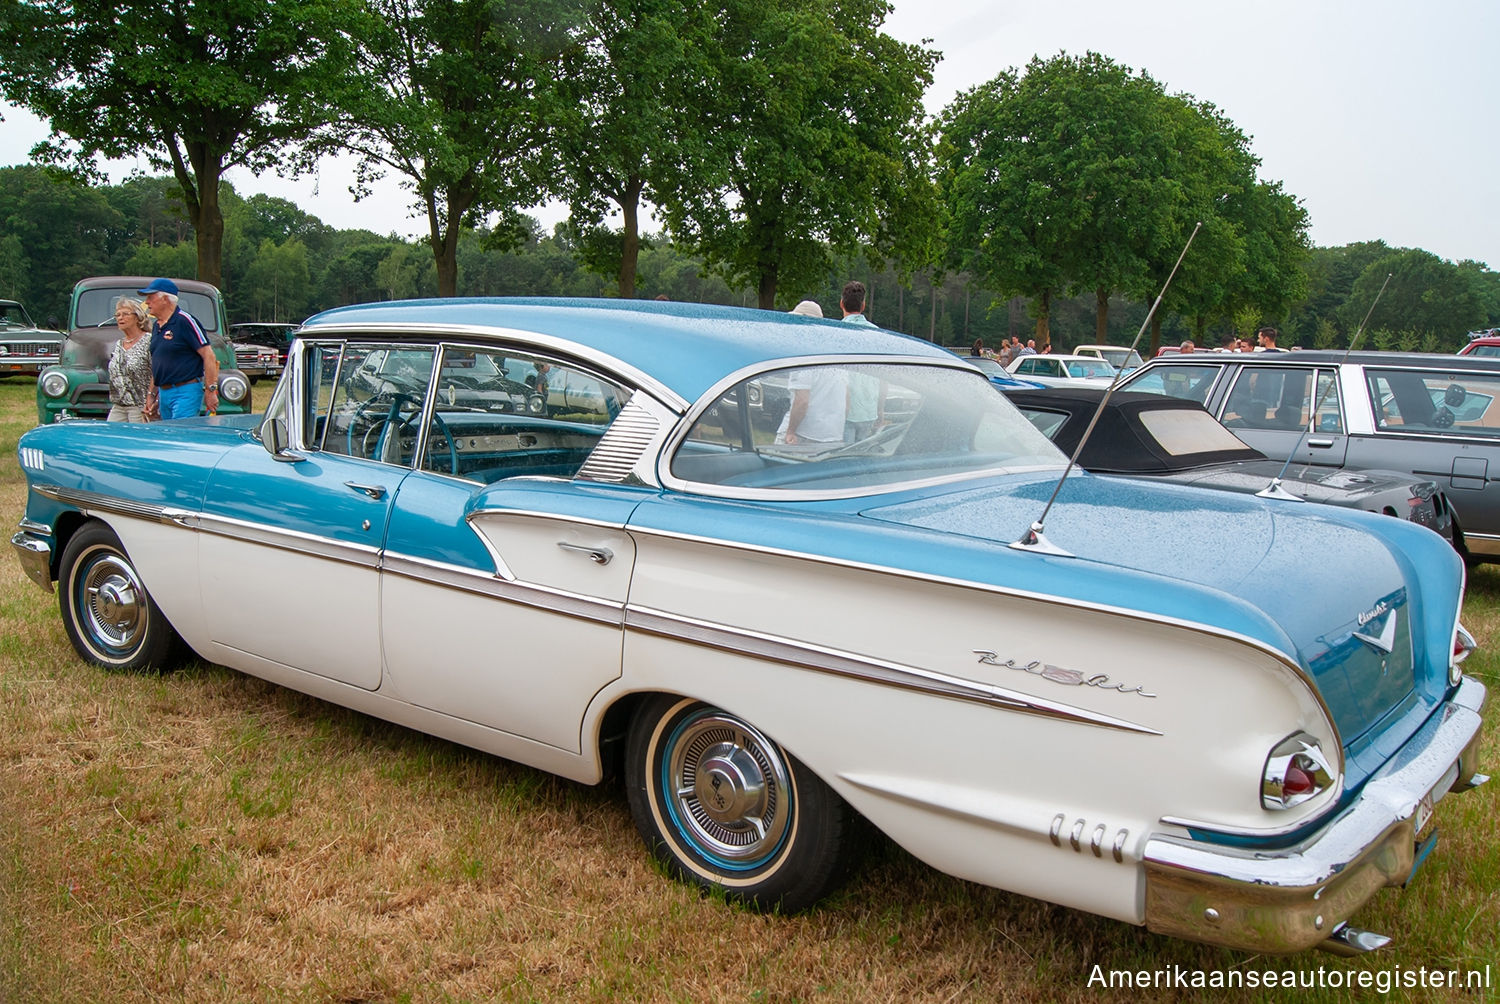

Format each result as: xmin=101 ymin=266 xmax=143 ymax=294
xmin=375 ymin=344 xmax=645 ymax=752
xmin=1217 ymin=363 xmax=1348 ymax=467
xmin=199 ymin=342 xmax=436 ymax=689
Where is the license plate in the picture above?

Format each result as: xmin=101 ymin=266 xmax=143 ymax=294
xmin=1414 ymin=790 xmax=1435 ymax=834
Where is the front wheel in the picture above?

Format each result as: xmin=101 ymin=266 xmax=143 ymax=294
xmin=625 ymin=696 xmax=856 ymax=911
xmin=58 ymin=522 xmax=180 ymax=671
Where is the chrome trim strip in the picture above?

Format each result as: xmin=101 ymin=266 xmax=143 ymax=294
xmin=381 ymin=551 xmax=623 ymax=625
xmin=193 ymin=512 xmax=380 ymax=569
xmin=295 ymin=322 xmax=690 ymax=412
xmin=626 ymin=523 xmax=1339 ymax=749
xmin=18 ymin=516 xmax=52 ymax=536
xmin=626 ymin=605 xmax=1163 ymax=735
xmin=32 ymin=484 xmax=187 ymax=526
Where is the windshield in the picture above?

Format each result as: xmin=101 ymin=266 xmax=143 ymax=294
xmin=671 ymin=363 xmax=1064 ymax=495
xmin=74 ymin=286 xmax=221 ymax=333
xmin=1067 ymin=358 xmax=1116 ymax=378
xmin=0 ymin=303 xmax=37 ymax=329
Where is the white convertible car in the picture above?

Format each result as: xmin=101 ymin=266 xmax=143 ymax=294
xmin=11 ymin=298 xmax=1488 ymax=954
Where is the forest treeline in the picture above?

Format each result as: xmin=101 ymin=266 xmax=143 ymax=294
xmin=5 ymin=0 xmax=1496 ymax=354
xmin=0 ymin=165 xmax=1496 ymax=353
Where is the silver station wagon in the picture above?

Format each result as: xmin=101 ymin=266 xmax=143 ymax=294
xmin=1120 ymin=351 xmax=1500 ymax=564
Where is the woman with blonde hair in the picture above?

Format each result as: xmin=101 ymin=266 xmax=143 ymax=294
xmin=107 ymin=297 xmax=153 ymax=422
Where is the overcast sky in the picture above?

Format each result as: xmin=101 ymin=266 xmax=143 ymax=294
xmin=3 ymin=0 xmax=1496 ymax=268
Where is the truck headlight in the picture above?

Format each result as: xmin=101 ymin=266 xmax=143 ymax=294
xmin=218 ymin=373 xmax=249 ymax=403
xmin=40 ymin=371 xmax=68 ymax=398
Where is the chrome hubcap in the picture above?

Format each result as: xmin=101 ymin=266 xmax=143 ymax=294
xmin=80 ymin=554 xmax=145 ymax=652
xmin=667 ymin=712 xmax=791 ymax=863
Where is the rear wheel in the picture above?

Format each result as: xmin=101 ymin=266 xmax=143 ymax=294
xmin=58 ymin=522 xmax=180 ymax=671
xmin=625 ymin=695 xmax=855 ymax=911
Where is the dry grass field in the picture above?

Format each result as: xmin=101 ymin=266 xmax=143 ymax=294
xmin=0 ymin=374 xmax=1495 ymax=1002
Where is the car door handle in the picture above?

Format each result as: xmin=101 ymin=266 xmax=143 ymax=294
xmin=558 ymin=542 xmax=612 ymax=565
xmin=1306 ymin=438 xmax=1335 ymax=448
xmin=344 ymin=481 xmax=387 ymax=500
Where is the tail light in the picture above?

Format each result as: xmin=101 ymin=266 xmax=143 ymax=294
xmin=1451 ymin=624 xmax=1476 ymax=685
xmin=1262 ymin=732 xmax=1336 ymax=810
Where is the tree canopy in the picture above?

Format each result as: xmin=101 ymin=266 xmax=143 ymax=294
xmin=0 ymin=0 xmax=362 ymax=287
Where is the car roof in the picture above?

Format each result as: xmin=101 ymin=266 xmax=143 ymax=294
xmin=1004 ymin=386 xmax=1266 ymax=473
xmin=73 ymin=275 xmax=222 ymax=296
xmin=301 ymin=297 xmax=957 ymax=405
xmin=1138 ymin=349 xmax=1500 ymax=372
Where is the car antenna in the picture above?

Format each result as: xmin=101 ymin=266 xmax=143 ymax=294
xmin=1256 ymin=272 xmax=1393 ymax=501
xmin=1012 ymin=222 xmax=1202 ymax=555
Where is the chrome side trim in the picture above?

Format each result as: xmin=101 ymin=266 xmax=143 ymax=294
xmin=32 ymin=484 xmax=187 ymax=526
xmin=193 ymin=512 xmax=380 ymax=570
xmin=627 ymin=523 xmax=1338 ymax=745
xmin=627 ymin=605 xmax=1162 ymax=735
xmin=381 ymin=551 xmax=624 ymax=625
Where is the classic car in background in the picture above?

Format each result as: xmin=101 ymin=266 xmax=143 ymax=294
xmin=12 ymin=298 xmax=1487 ymax=955
xmin=36 ymin=276 xmax=252 ymax=424
xmin=230 ymin=321 xmax=299 ymax=381
xmin=1458 ymin=330 xmax=1500 ymax=357
xmin=1071 ymin=344 xmax=1145 ymax=373
xmin=0 ymin=299 xmax=63 ymax=376
xmin=1007 ymin=353 xmax=1118 ymax=387
xmin=1004 ymin=386 xmax=1454 ymax=545
xmin=1119 ymin=350 xmax=1500 ymax=564
xmin=962 ymin=354 xmax=1047 ymax=391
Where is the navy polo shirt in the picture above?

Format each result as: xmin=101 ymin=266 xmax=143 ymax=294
xmin=149 ymin=308 xmax=211 ymax=387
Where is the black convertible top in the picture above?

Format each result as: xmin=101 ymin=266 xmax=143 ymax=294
xmin=1005 ymin=387 xmax=1267 ymax=474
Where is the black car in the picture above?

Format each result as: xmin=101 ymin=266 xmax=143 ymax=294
xmin=1003 ymin=386 xmax=1454 ymax=545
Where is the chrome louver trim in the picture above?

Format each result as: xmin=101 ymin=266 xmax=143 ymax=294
xmin=626 ymin=605 xmax=1163 ymax=735
xmin=576 ymin=398 xmax=662 ymax=483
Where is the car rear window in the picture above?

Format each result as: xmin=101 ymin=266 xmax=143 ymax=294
xmin=1367 ymin=368 xmax=1500 ymax=437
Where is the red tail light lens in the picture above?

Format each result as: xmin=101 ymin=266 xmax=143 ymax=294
xmin=1262 ymin=732 xmax=1337 ymax=810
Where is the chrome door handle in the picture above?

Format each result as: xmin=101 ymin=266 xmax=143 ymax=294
xmin=1306 ymin=438 xmax=1335 ymax=448
xmin=558 ymin=542 xmax=612 ymax=565
xmin=344 ymin=481 xmax=387 ymax=500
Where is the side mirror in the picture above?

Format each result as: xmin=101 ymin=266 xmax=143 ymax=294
xmin=262 ymin=417 xmax=303 ymax=462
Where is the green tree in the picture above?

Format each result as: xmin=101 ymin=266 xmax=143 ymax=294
xmin=663 ymin=0 xmax=938 ymax=309
xmin=0 ymin=164 xmax=121 ymax=319
xmin=336 ymin=0 xmax=576 ymax=296
xmin=243 ymin=238 xmax=312 ymax=321
xmin=1345 ymin=249 xmax=1485 ymax=349
xmin=1 ymin=0 xmax=363 ymax=288
xmin=553 ymin=0 xmax=714 ymax=297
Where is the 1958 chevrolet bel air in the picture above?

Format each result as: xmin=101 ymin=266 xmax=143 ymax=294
xmin=11 ymin=298 xmax=1489 ymax=954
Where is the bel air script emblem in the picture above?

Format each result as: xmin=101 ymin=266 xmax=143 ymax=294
xmin=973 ymin=651 xmax=1156 ymax=699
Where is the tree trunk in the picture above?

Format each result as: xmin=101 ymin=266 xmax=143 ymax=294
xmin=617 ymin=177 xmax=643 ymax=299
xmin=426 ymin=189 xmax=470 ymax=297
xmin=1035 ymin=289 xmax=1051 ymax=349
xmin=168 ymin=138 xmax=224 ymax=287
xmin=756 ymin=269 xmax=777 ymax=310
xmin=1095 ymin=287 xmax=1109 ymax=343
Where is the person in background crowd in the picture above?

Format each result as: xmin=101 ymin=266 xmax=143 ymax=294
xmin=1179 ymin=339 xmax=1196 ymax=353
xmin=790 ymin=299 xmax=823 ymax=318
xmin=840 ymin=280 xmax=875 ymax=327
xmin=970 ymin=338 xmax=984 ymax=357
xmin=107 ymin=298 xmax=153 ymax=422
xmin=140 ymin=278 xmax=218 ymax=420
xmin=1257 ymin=326 xmax=1284 ymax=351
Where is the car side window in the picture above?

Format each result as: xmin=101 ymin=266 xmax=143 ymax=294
xmin=417 ymin=345 xmax=630 ymax=483
xmin=1367 ymin=369 xmax=1500 ymax=436
xmin=1222 ymin=366 xmax=1335 ymax=431
xmin=322 ymin=344 xmax=438 ymax=466
xmin=1123 ymin=363 xmax=1220 ymax=404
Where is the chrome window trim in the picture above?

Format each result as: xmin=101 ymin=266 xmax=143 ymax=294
xmin=658 ymin=355 xmax=1068 ymax=502
xmin=296 ymin=322 xmax=689 ymax=413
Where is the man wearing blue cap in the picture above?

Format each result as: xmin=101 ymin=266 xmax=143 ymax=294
xmin=138 ymin=278 xmax=218 ymax=419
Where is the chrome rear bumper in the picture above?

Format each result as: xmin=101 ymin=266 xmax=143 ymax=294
xmin=1143 ymin=676 xmax=1487 ymax=954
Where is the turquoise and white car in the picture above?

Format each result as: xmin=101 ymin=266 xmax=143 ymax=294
xmin=10 ymin=298 xmax=1488 ymax=954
